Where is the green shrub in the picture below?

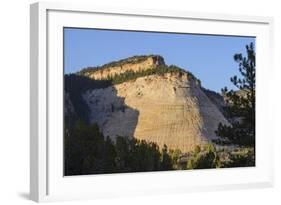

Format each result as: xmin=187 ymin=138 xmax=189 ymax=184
xmin=223 ymin=148 xmax=255 ymax=168
xmin=105 ymin=64 xmax=196 ymax=85
xmin=186 ymin=144 xmax=221 ymax=169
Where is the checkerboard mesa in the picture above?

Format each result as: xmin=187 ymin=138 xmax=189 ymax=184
xmin=65 ymin=55 xmax=231 ymax=152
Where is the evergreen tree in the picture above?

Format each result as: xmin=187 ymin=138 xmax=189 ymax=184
xmin=215 ymin=43 xmax=255 ymax=146
xmin=160 ymin=144 xmax=173 ymax=170
xmin=186 ymin=144 xmax=220 ymax=169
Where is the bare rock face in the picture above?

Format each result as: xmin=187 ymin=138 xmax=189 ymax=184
xmin=81 ymin=55 xmax=165 ymax=80
xmin=83 ymin=72 xmax=229 ymax=152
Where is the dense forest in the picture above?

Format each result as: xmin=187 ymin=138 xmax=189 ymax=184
xmin=65 ymin=121 xmax=173 ymax=175
xmin=65 ymin=120 xmax=254 ymax=175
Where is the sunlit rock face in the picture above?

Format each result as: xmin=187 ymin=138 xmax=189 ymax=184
xmin=81 ymin=55 xmax=165 ymax=80
xmin=83 ymin=72 xmax=229 ymax=152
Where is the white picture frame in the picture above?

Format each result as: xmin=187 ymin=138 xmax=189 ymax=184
xmin=30 ymin=2 xmax=274 ymax=202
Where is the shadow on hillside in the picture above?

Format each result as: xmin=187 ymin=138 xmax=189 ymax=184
xmin=85 ymin=83 xmax=140 ymax=139
xmin=64 ymin=74 xmax=143 ymax=175
xmin=192 ymin=84 xmax=227 ymax=142
xmin=64 ymin=73 xmax=140 ymax=138
xmin=64 ymin=74 xmax=113 ymax=125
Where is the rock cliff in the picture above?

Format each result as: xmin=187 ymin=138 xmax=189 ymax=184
xmin=80 ymin=55 xmax=165 ymax=80
xmin=67 ymin=55 xmax=229 ymax=152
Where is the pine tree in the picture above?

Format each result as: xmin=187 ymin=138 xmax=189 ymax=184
xmin=160 ymin=144 xmax=173 ymax=170
xmin=215 ymin=43 xmax=255 ymax=146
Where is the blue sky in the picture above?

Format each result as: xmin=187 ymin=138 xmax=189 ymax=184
xmin=64 ymin=28 xmax=255 ymax=92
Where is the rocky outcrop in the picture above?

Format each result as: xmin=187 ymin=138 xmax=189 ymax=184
xmin=202 ymin=88 xmax=226 ymax=114
xmin=80 ymin=55 xmax=165 ymax=80
xmin=82 ymin=72 xmax=229 ymax=152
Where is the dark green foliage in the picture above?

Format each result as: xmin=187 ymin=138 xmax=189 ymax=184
xmin=168 ymin=149 xmax=184 ymax=169
xmin=64 ymin=121 xmax=116 ymax=175
xmin=186 ymin=144 xmax=220 ymax=169
xmin=215 ymin=121 xmax=255 ymax=146
xmin=78 ymin=55 xmax=159 ymax=75
xmin=222 ymin=148 xmax=255 ymax=168
xmin=100 ymin=55 xmax=158 ymax=69
xmin=215 ymin=43 xmax=255 ymax=146
xmin=106 ymin=65 xmax=197 ymax=85
xmin=64 ymin=120 xmax=254 ymax=175
xmin=160 ymin=145 xmax=173 ymax=170
xmin=114 ymin=137 xmax=164 ymax=172
xmin=184 ymin=145 xmax=255 ymax=169
xmin=194 ymin=145 xmax=201 ymax=155
xmin=64 ymin=121 xmax=173 ymax=175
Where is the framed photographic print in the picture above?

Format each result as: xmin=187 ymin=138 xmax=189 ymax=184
xmin=30 ymin=2 xmax=274 ymax=202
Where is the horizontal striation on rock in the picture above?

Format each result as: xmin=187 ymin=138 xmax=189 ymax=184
xmin=83 ymin=72 xmax=229 ymax=152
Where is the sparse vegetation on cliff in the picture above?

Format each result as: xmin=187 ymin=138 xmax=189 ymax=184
xmin=77 ymin=54 xmax=200 ymax=85
xmin=105 ymin=64 xmax=198 ymax=85
xmin=78 ymin=55 xmax=163 ymax=75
